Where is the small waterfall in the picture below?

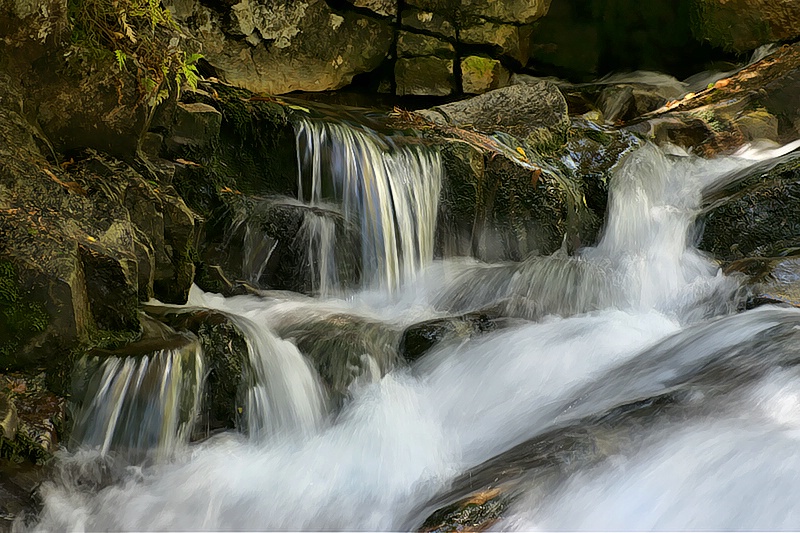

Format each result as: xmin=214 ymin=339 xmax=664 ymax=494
xmin=229 ymin=313 xmax=328 ymax=441
xmin=295 ymin=119 xmax=443 ymax=293
xmin=70 ymin=337 xmax=204 ymax=460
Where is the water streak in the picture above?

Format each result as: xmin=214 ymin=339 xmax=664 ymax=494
xmin=69 ymin=339 xmax=204 ymax=461
xmin=296 ymin=119 xmax=443 ymax=293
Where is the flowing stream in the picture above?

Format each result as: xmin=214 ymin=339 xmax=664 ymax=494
xmin=21 ymin=120 xmax=800 ymax=531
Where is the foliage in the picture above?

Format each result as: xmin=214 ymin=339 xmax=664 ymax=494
xmin=0 ymin=262 xmax=50 ymax=366
xmin=67 ymin=0 xmax=201 ymax=105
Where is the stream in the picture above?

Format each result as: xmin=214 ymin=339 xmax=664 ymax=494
xmin=20 ymin=117 xmax=800 ymax=531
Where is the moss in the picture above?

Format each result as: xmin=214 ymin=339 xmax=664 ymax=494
xmin=0 ymin=262 xmax=50 ymax=369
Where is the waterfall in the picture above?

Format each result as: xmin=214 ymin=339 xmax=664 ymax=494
xmin=69 ymin=337 xmax=204 ymax=461
xmin=25 ymin=138 xmax=800 ymax=532
xmin=295 ymin=119 xmax=443 ymax=294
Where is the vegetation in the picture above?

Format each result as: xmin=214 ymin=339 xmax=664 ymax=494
xmin=67 ymin=0 xmax=201 ymax=105
xmin=0 ymin=262 xmax=49 ymax=367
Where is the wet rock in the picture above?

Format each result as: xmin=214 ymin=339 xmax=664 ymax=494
xmin=0 ymin=459 xmax=47 ymax=530
xmin=460 ymin=56 xmax=510 ymax=95
xmin=144 ymin=307 xmax=249 ymax=434
xmin=400 ymin=312 xmax=499 ymax=361
xmin=400 ymin=8 xmax=456 ymax=40
xmin=396 ymin=31 xmax=455 ymax=58
xmin=691 ymin=0 xmax=800 ymax=53
xmin=422 ymin=82 xmax=570 ymax=149
xmin=724 ymin=256 xmax=800 ymax=309
xmin=625 ymin=42 xmax=800 ymax=154
xmin=395 ymin=57 xmax=455 ymax=96
xmin=701 ymin=155 xmax=800 ymax=261
xmin=274 ymin=313 xmax=402 ymax=403
xmin=171 ymin=0 xmax=393 ymax=94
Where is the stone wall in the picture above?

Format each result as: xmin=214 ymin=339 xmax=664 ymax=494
xmin=164 ymin=0 xmax=800 ymax=98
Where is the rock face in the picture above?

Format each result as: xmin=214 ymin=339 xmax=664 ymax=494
xmin=692 ymin=0 xmax=800 ymax=52
xmin=167 ymin=0 xmax=393 ymax=94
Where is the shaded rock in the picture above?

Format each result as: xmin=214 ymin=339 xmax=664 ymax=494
xmin=396 ymin=57 xmax=455 ymax=96
xmin=400 ymin=8 xmax=456 ymax=40
xmin=0 ymin=372 xmax=65 ymax=464
xmin=396 ymin=31 xmax=455 ymax=58
xmin=166 ymin=102 xmax=222 ymax=151
xmin=344 ymin=0 xmax=397 ymax=17
xmin=172 ymin=0 xmax=393 ymax=94
xmin=405 ymin=0 xmax=551 ymax=24
xmin=0 ymin=0 xmax=67 ymax=47
xmin=460 ymin=56 xmax=510 ymax=95
xmin=460 ymin=21 xmax=532 ymax=64
xmin=424 ymin=81 xmax=569 ymax=149
xmin=691 ymin=0 xmax=800 ymax=53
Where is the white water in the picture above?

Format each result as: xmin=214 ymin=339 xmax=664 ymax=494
xmin=69 ymin=340 xmax=204 ymax=461
xmin=25 ymin=140 xmax=800 ymax=531
xmin=296 ymin=119 xmax=443 ymax=293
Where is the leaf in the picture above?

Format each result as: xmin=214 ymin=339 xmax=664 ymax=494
xmin=114 ymin=49 xmax=127 ymax=71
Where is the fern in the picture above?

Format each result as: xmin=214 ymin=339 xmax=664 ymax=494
xmin=114 ymin=49 xmax=127 ymax=71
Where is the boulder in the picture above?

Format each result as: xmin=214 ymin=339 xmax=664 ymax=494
xmin=169 ymin=0 xmax=393 ymax=94
xmin=460 ymin=56 xmax=510 ymax=95
xmin=419 ymin=81 xmax=570 ymax=148
xmin=691 ymin=0 xmax=800 ymax=53
xmin=344 ymin=0 xmax=396 ymax=17
xmin=460 ymin=21 xmax=532 ymax=65
xmin=701 ymin=155 xmax=800 ymax=261
xmin=400 ymin=7 xmax=456 ymax=40
xmin=405 ymin=0 xmax=551 ymax=24
xmin=395 ymin=57 xmax=455 ymax=96
xmin=396 ymin=31 xmax=455 ymax=58
xmin=399 ymin=312 xmax=499 ymax=361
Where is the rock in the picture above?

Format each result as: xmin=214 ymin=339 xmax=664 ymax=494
xmin=166 ymin=102 xmax=222 ymax=150
xmin=460 ymin=21 xmax=532 ymax=64
xmin=399 ymin=312 xmax=499 ymax=361
xmin=274 ymin=313 xmax=402 ymax=404
xmin=691 ymin=0 xmax=800 ymax=53
xmin=0 ymin=371 xmax=65 ymax=464
xmin=344 ymin=0 xmax=397 ymax=17
xmin=405 ymin=0 xmax=551 ymax=24
xmin=172 ymin=0 xmax=393 ymax=94
xmin=395 ymin=57 xmax=455 ymax=96
xmin=0 ymin=0 xmax=67 ymax=49
xmin=460 ymin=56 xmax=510 ymax=95
xmin=625 ymin=42 xmax=800 ymax=154
xmin=142 ymin=307 xmax=250 ymax=434
xmin=0 ymin=392 xmax=18 ymax=440
xmin=724 ymin=256 xmax=800 ymax=308
xmin=700 ymin=155 xmax=800 ymax=261
xmin=424 ymin=81 xmax=570 ymax=149
xmin=397 ymin=31 xmax=455 ymax=58
xmin=400 ymin=8 xmax=456 ymax=40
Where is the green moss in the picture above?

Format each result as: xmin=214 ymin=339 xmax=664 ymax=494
xmin=0 ymin=262 xmax=50 ymax=368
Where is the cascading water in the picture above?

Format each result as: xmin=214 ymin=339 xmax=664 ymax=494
xmin=294 ymin=119 xmax=443 ymax=294
xmin=69 ymin=337 xmax=204 ymax=461
xmin=22 ymin=134 xmax=800 ymax=531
